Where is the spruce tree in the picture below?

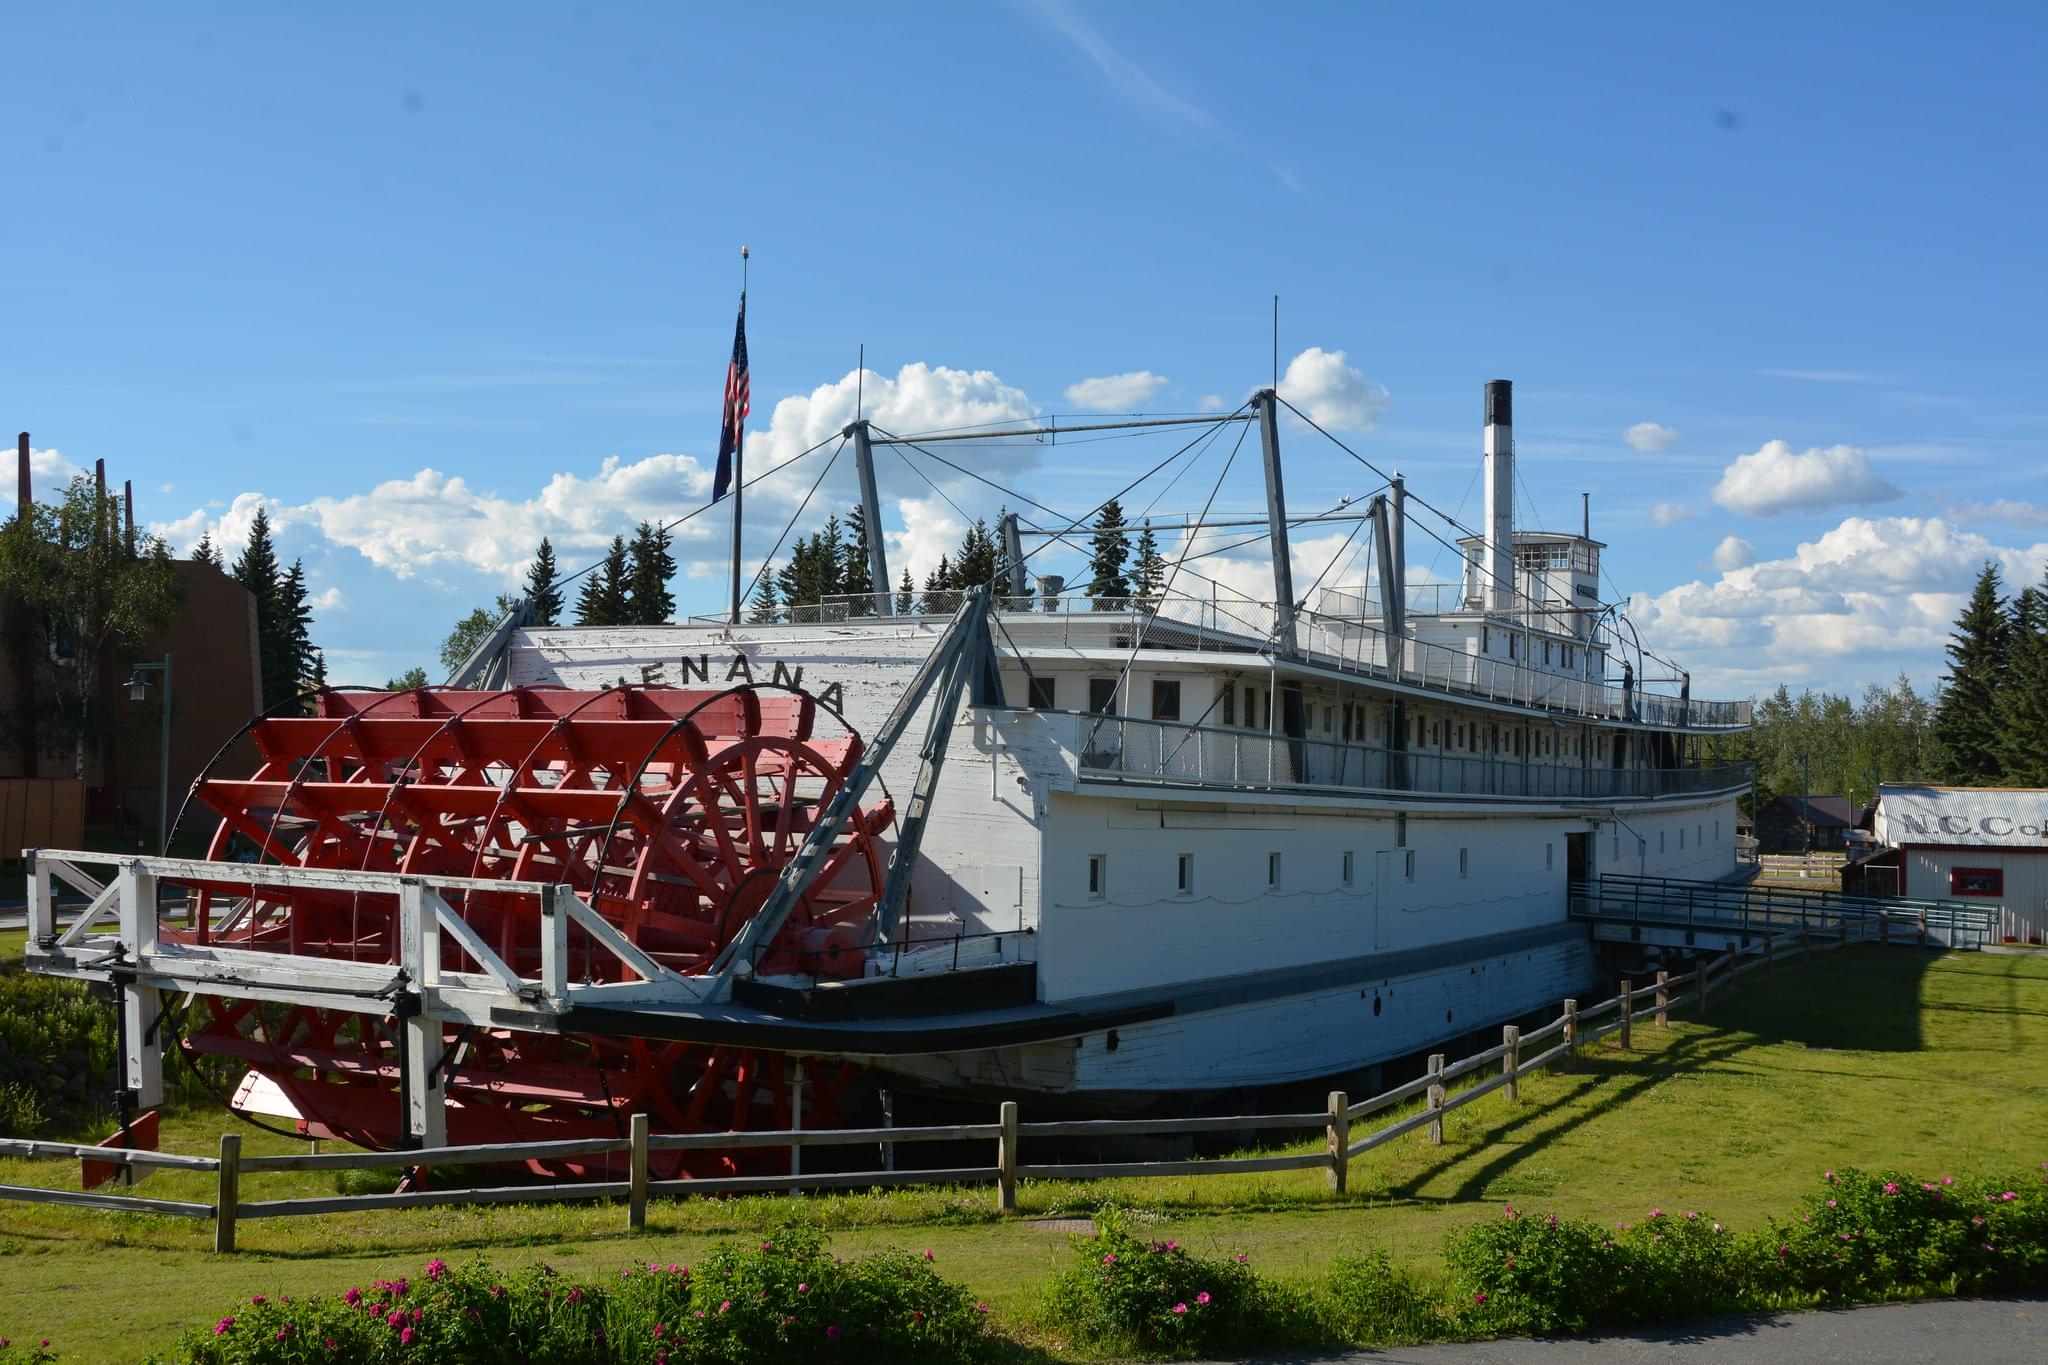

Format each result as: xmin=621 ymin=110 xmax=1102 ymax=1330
xmin=574 ymin=536 xmax=631 ymax=626
xmin=191 ymin=533 xmax=222 ymax=568
xmin=922 ymin=555 xmax=955 ymax=614
xmin=2000 ymin=572 xmax=2048 ymax=785
xmin=953 ymin=519 xmax=998 ymax=591
xmin=626 ymin=521 xmax=676 ymax=625
xmin=231 ymin=508 xmax=293 ymax=711
xmin=748 ymin=566 xmax=782 ymax=623
xmin=1932 ymin=561 xmax=2010 ymax=784
xmin=896 ymin=568 xmax=915 ymax=615
xmin=278 ymin=559 xmax=317 ymax=706
xmin=523 ymin=537 xmax=564 ymax=627
xmin=1086 ymin=498 xmax=1132 ymax=607
xmin=1132 ymin=519 xmax=1166 ymax=600
xmin=841 ymin=506 xmax=873 ymax=614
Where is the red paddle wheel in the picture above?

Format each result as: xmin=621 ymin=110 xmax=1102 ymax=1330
xmin=159 ymin=684 xmax=893 ymax=1177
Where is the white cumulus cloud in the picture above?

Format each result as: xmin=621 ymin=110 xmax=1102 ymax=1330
xmin=1650 ymin=501 xmax=1694 ymax=527
xmin=1624 ymin=422 xmax=1680 ymax=453
xmin=1275 ymin=347 xmax=1389 ymax=432
xmin=1633 ymin=515 xmax=2048 ymax=695
xmin=1064 ymin=371 xmax=1169 ymax=411
xmin=1711 ymin=535 xmax=1756 ymax=571
xmin=1709 ymin=440 xmax=1903 ymax=518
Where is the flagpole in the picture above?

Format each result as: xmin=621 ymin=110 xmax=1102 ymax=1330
xmin=729 ymin=244 xmax=749 ymax=624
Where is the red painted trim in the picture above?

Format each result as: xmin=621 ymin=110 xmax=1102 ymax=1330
xmin=1895 ymin=842 xmax=2048 ymax=854
xmin=1949 ymin=866 xmax=2004 ymax=897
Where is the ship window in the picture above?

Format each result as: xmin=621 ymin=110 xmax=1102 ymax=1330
xmin=1659 ymin=831 xmax=1666 ymax=854
xmin=1482 ymin=627 xmax=1491 ymax=653
xmin=1027 ymin=676 xmax=1057 ymax=709
xmin=1089 ymin=678 xmax=1118 ymax=715
xmin=1564 ymin=647 xmax=1575 ymax=669
xmin=1951 ymin=867 xmax=2002 ymax=897
xmin=1430 ymin=721 xmax=1440 ymax=745
xmin=1343 ymin=851 xmax=1355 ymax=886
xmin=1397 ymin=814 xmax=1408 ymax=847
xmin=1543 ymin=640 xmax=1553 ymax=665
xmin=1324 ymin=704 xmax=1334 ymax=732
xmin=1244 ymin=686 xmax=1256 ymax=726
xmin=1177 ymin=853 xmax=1194 ymax=895
xmin=1087 ymin=855 xmax=1106 ymax=897
xmin=1546 ymin=843 xmax=1554 ymax=870
xmin=1404 ymin=849 xmax=1416 ymax=880
xmin=1151 ymin=679 xmax=1181 ymax=721
xmin=1697 ymin=823 xmax=1703 ymax=846
xmin=1508 ymin=634 xmax=1517 ymax=660
xmin=1267 ymin=852 xmax=1282 ymax=887
xmin=1458 ymin=848 xmax=1469 ymax=878
xmin=1222 ymin=686 xmax=1236 ymax=726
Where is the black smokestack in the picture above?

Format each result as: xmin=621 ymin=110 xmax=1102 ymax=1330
xmin=1484 ymin=379 xmax=1512 ymax=428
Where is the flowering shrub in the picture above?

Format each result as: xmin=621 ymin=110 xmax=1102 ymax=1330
xmin=1039 ymin=1212 xmax=1301 ymax=1358
xmin=0 ymin=1337 xmax=56 ymax=1365
xmin=171 ymin=1232 xmax=988 ymax=1364
xmin=1766 ymin=1167 xmax=2048 ymax=1300
xmin=1445 ymin=1205 xmax=1637 ymax=1335
xmin=1613 ymin=1209 xmax=1761 ymax=1323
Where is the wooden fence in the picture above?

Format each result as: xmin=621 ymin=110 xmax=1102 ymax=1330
xmin=0 ymin=921 xmax=1869 ymax=1253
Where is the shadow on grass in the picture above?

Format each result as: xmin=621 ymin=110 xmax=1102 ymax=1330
xmin=1705 ymin=947 xmax=1937 ymax=1053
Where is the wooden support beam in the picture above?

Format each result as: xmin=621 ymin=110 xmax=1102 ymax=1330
xmin=1426 ymin=1054 xmax=1445 ymax=1145
xmin=215 ymin=1133 xmax=240 ymax=1254
xmin=1655 ymin=970 xmax=1669 ymax=1028
xmin=1326 ymin=1091 xmax=1349 ymax=1193
xmin=628 ymin=1113 xmax=649 ymax=1233
xmin=997 ymin=1101 xmax=1018 ymax=1212
xmin=1619 ymin=979 xmax=1633 ymax=1051
xmin=1502 ymin=1025 xmax=1521 ymax=1103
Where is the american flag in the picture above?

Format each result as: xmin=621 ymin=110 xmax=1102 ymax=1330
xmin=713 ymin=294 xmax=749 ymax=501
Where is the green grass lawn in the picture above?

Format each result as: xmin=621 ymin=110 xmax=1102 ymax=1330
xmin=1 ymin=945 xmax=2043 ymax=1362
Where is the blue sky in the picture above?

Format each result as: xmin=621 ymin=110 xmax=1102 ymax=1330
xmin=8 ymin=2 xmax=2046 ymax=699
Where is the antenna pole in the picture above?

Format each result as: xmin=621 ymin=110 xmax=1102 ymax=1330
xmin=729 ymin=244 xmax=750 ymax=625
xmin=855 ymin=343 xmax=864 ymax=422
xmin=1271 ymin=294 xmax=1279 ymax=391
xmin=1253 ymin=388 xmax=1296 ymax=648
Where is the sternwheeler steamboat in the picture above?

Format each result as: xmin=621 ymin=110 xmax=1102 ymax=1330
xmin=26 ymin=378 xmax=1754 ymax=1156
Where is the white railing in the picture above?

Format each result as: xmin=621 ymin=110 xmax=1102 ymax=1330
xmin=1043 ymin=712 xmax=1754 ymax=804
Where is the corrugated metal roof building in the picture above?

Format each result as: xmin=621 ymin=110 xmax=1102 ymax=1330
xmin=1872 ymin=784 xmax=2048 ymax=943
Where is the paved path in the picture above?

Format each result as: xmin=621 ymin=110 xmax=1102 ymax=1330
xmin=1222 ymin=1295 xmax=2047 ymax=1364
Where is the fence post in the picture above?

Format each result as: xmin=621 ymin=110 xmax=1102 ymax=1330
xmin=997 ymin=1100 xmax=1018 ymax=1213
xmin=1426 ymin=1054 xmax=1446 ymax=1145
xmin=628 ymin=1112 xmax=649 ymax=1233
xmin=1655 ymin=970 xmax=1669 ymax=1028
xmin=1502 ymin=1025 xmax=1521 ymax=1103
xmin=1326 ymin=1090 xmax=1349 ymax=1193
xmin=1562 ymin=998 xmax=1579 ymax=1061
xmin=1619 ymin=979 xmax=1633 ymax=1051
xmin=214 ymin=1133 xmax=241 ymax=1255
xmin=1918 ymin=910 xmax=1928 ymax=947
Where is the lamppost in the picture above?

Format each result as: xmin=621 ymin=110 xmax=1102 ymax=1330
xmin=125 ymin=654 xmax=172 ymax=856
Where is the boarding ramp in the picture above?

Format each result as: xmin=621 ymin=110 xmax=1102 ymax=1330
xmin=1570 ymin=874 xmax=1997 ymax=952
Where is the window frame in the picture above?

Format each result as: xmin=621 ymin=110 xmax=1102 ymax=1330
xmin=1026 ymin=675 xmax=1057 ymax=710
xmin=1149 ymin=677 xmax=1182 ymax=722
xmin=1950 ymin=866 xmax=2004 ymax=898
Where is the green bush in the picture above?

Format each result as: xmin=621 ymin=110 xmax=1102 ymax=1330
xmin=1765 ymin=1167 xmax=2048 ymax=1300
xmin=169 ymin=1233 xmax=990 ymax=1364
xmin=0 ymin=1337 xmax=56 ymax=1365
xmin=1613 ymin=1209 xmax=1765 ymax=1323
xmin=1311 ymin=1248 xmax=1442 ymax=1345
xmin=1039 ymin=1211 xmax=1309 ymax=1358
xmin=1444 ymin=1205 xmax=1633 ymax=1335
xmin=0 ymin=968 xmax=116 ymax=1135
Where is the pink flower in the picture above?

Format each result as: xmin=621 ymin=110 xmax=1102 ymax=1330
xmin=214 ymin=1318 xmax=235 ymax=1336
xmin=974 ymin=1303 xmax=990 ymax=1314
xmin=826 ymin=1324 xmax=841 ymax=1339
xmin=1685 ymin=1211 xmax=1699 ymax=1220
xmin=386 ymin=1312 xmax=403 ymax=1328
xmin=344 ymin=1288 xmax=362 ymax=1306
xmin=1942 ymin=1176 xmax=1955 ymax=1185
xmin=566 ymin=1288 xmax=583 ymax=1305
xmin=1713 ymin=1222 xmax=1725 ymax=1233
xmin=1547 ymin=1213 xmax=1558 ymax=1229
xmin=1827 ymin=1199 xmax=1838 ymax=1208
xmin=798 ymin=1283 xmax=809 ymax=1294
xmin=275 ymin=1325 xmax=293 ymax=1342
xmin=1166 ymin=1240 xmax=1179 ymax=1251
xmin=1235 ymin=1252 xmax=1248 ymax=1264
xmin=694 ymin=1311 xmax=705 ymax=1320
xmin=1883 ymin=1182 xmax=1901 ymax=1195
xmin=1196 ymin=1291 xmax=1211 ymax=1305
xmin=1102 ymin=1253 xmax=1117 ymax=1265
xmin=1824 ymin=1171 xmax=1836 ymax=1182
xmin=654 ymin=1323 xmax=667 ymax=1339
xmin=425 ymin=1258 xmax=448 ymax=1280
xmin=251 ymin=1295 xmax=266 ymax=1306
xmin=1474 ymin=1293 xmax=1489 ymax=1305
xmin=761 ymin=1241 xmax=774 ymax=1251
xmin=325 ymin=1340 xmax=336 ymax=1351
xmin=719 ymin=1300 xmax=731 ymax=1313
xmin=1649 ymin=1207 xmax=1664 ymax=1218
xmin=2002 ymin=1191 xmax=2018 ymax=1201
xmin=400 ymin=1326 xmax=414 ymax=1345
xmin=1171 ymin=1302 xmax=1187 ymax=1315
